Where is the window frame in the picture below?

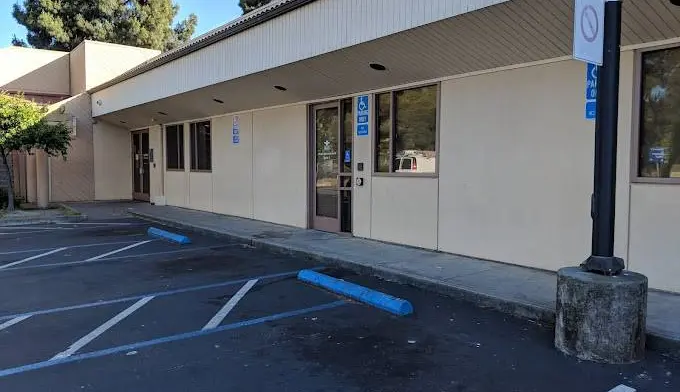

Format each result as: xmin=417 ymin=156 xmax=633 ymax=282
xmin=632 ymin=44 xmax=680 ymax=185
xmin=189 ymin=120 xmax=212 ymax=173
xmin=371 ymin=83 xmax=440 ymax=178
xmin=164 ymin=124 xmax=185 ymax=172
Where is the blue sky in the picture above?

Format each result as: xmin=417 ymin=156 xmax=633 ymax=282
xmin=0 ymin=0 xmax=243 ymax=48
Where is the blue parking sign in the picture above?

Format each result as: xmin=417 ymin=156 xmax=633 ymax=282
xmin=585 ymin=63 xmax=598 ymax=120
xmin=356 ymin=95 xmax=369 ymax=137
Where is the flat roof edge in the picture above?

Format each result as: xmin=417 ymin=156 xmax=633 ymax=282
xmin=88 ymin=0 xmax=318 ymax=94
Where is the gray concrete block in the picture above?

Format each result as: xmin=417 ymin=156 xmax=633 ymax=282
xmin=555 ymin=267 xmax=648 ymax=364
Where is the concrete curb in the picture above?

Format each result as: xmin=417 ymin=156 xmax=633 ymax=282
xmin=128 ymin=209 xmax=679 ymax=356
xmin=0 ymin=214 xmax=87 ymax=226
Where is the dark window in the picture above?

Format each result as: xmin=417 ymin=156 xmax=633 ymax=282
xmin=376 ymin=93 xmax=391 ymax=173
xmin=374 ymin=85 xmax=437 ymax=174
xmin=165 ymin=124 xmax=184 ymax=170
xmin=638 ymin=47 xmax=680 ymax=179
xmin=190 ymin=121 xmax=211 ymax=171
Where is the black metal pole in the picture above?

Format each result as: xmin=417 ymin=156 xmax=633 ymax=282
xmin=582 ymin=0 xmax=625 ymax=275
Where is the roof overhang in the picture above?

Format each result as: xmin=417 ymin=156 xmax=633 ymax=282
xmin=93 ymin=0 xmax=680 ymax=129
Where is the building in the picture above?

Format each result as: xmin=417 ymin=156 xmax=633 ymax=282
xmin=3 ymin=0 xmax=680 ymax=294
xmin=0 ymin=42 xmax=160 ymax=203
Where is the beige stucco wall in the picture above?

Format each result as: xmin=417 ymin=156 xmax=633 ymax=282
xmin=212 ymin=113 xmax=254 ymax=218
xmin=0 ymin=47 xmax=70 ymax=95
xmin=47 ymin=94 xmax=95 ymax=201
xmin=188 ymin=172 xmax=213 ymax=212
xmin=437 ymin=59 xmax=597 ymax=271
xmin=352 ymin=96 xmax=373 ymax=239
xmin=80 ymin=41 xmax=159 ymax=92
xmin=628 ymin=184 xmax=680 ymax=293
xmin=252 ymin=105 xmax=308 ymax=228
xmin=149 ymin=125 xmax=164 ymax=204
xmin=160 ymin=106 xmax=307 ymax=228
xmin=165 ymin=171 xmax=187 ymax=207
xmin=371 ymin=177 xmax=439 ymax=249
xmin=93 ymin=121 xmax=132 ymax=200
xmin=69 ymin=44 xmax=87 ymax=95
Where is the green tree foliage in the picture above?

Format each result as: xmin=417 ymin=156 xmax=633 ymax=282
xmin=0 ymin=93 xmax=71 ymax=211
xmin=11 ymin=0 xmax=197 ymax=51
xmin=238 ymin=0 xmax=273 ymax=14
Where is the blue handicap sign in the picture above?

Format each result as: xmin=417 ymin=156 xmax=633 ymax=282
xmin=356 ymin=95 xmax=369 ymax=137
xmin=344 ymin=149 xmax=351 ymax=163
xmin=232 ymin=135 xmax=240 ymax=144
xmin=585 ymin=101 xmax=597 ymax=120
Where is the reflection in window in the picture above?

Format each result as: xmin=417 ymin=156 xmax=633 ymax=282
xmin=376 ymin=93 xmax=391 ymax=172
xmin=165 ymin=124 xmax=184 ymax=170
xmin=374 ymin=85 xmax=437 ymax=174
xmin=639 ymin=48 xmax=680 ymax=178
xmin=190 ymin=121 xmax=211 ymax=171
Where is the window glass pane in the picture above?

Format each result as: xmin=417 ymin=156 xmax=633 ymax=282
xmin=342 ymin=99 xmax=353 ymax=173
xmin=166 ymin=126 xmax=179 ymax=170
xmin=178 ymin=126 xmax=184 ymax=169
xmin=375 ymin=93 xmax=391 ymax=172
xmin=639 ymin=48 xmax=680 ymax=178
xmin=190 ymin=121 xmax=211 ymax=171
xmin=165 ymin=125 xmax=184 ymax=170
xmin=190 ymin=123 xmax=197 ymax=170
xmin=394 ymin=86 xmax=437 ymax=174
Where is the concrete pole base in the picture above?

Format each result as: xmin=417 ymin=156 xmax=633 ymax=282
xmin=555 ymin=267 xmax=648 ymax=364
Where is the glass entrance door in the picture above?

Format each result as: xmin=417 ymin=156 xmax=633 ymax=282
xmin=132 ymin=130 xmax=150 ymax=201
xmin=312 ymin=100 xmax=353 ymax=233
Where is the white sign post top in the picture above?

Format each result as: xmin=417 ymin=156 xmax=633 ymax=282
xmin=573 ymin=0 xmax=606 ymax=65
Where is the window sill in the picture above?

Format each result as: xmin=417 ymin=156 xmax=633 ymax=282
xmin=372 ymin=172 xmax=438 ymax=179
xmin=190 ymin=170 xmax=213 ymax=173
xmin=166 ymin=168 xmax=185 ymax=172
xmin=631 ymin=177 xmax=680 ymax=185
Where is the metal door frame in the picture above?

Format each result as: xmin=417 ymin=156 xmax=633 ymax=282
xmin=131 ymin=129 xmax=150 ymax=202
xmin=309 ymin=100 xmax=353 ymax=233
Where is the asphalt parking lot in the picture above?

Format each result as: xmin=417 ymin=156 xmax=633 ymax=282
xmin=0 ymin=218 xmax=678 ymax=392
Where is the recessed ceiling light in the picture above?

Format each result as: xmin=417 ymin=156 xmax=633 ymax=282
xmin=274 ymin=85 xmax=287 ymax=91
xmin=369 ymin=63 xmax=387 ymax=71
xmin=120 ymin=121 xmax=127 ymax=124
xmin=213 ymin=98 xmax=224 ymax=104
xmin=158 ymin=111 xmax=168 ymax=116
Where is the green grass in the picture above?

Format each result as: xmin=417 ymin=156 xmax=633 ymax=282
xmin=58 ymin=205 xmax=82 ymax=216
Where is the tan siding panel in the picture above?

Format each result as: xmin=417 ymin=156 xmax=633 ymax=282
xmin=92 ymin=0 xmax=508 ymax=116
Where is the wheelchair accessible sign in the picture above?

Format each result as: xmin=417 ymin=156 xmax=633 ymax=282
xmin=356 ymin=95 xmax=369 ymax=137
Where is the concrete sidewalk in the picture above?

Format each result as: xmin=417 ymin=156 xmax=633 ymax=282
xmin=128 ymin=204 xmax=680 ymax=354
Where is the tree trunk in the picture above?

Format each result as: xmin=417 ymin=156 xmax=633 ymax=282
xmin=0 ymin=149 xmax=15 ymax=212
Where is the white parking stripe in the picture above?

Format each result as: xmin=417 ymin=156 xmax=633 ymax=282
xmin=0 ymin=315 xmax=32 ymax=331
xmin=85 ymin=241 xmax=152 ymax=261
xmin=202 ymin=279 xmax=259 ymax=330
xmin=0 ymin=247 xmax=68 ymax=270
xmin=0 ymin=240 xmax=145 ymax=256
xmin=51 ymin=296 xmax=154 ymax=360
xmin=608 ymin=385 xmax=636 ymax=392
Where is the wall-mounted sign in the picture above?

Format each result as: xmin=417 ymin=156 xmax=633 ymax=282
xmin=585 ymin=62 xmax=598 ymax=121
xmin=573 ymin=0 xmax=605 ymax=65
xmin=356 ymin=95 xmax=369 ymax=137
xmin=232 ymin=115 xmax=240 ymax=144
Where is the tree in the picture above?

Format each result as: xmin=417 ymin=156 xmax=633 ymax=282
xmin=0 ymin=93 xmax=71 ymax=211
xmin=11 ymin=0 xmax=197 ymax=51
xmin=239 ymin=0 xmax=273 ymax=14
